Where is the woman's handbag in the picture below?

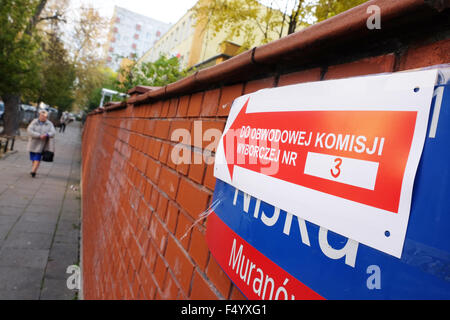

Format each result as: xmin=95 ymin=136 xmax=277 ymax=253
xmin=41 ymin=137 xmax=54 ymax=162
xmin=42 ymin=150 xmax=54 ymax=162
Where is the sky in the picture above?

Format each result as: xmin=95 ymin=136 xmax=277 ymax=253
xmin=69 ymin=0 xmax=199 ymax=24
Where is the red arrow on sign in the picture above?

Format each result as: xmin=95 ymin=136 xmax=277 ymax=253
xmin=221 ymin=98 xmax=417 ymax=213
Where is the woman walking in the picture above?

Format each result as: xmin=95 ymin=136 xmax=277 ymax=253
xmin=59 ymin=111 xmax=68 ymax=133
xmin=27 ymin=110 xmax=55 ymax=177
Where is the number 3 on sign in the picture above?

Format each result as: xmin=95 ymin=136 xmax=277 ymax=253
xmin=331 ymin=158 xmax=342 ymax=178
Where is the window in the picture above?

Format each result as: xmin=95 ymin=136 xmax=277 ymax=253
xmin=156 ymin=30 xmax=161 ymax=37
xmin=115 ymin=17 xmax=120 ymax=23
xmin=132 ymin=43 xmax=137 ymax=50
xmin=109 ymin=47 xmax=114 ymax=52
xmin=136 ymin=24 xmax=141 ymax=31
xmin=134 ymin=34 xmax=139 ymax=40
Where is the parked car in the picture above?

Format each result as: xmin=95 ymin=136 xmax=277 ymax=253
xmin=20 ymin=104 xmax=37 ymax=125
xmin=68 ymin=112 xmax=76 ymax=122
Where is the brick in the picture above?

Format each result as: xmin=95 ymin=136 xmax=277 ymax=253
xmin=169 ymin=144 xmax=191 ymax=171
xmin=149 ymin=139 xmax=162 ymax=160
xmin=277 ymin=68 xmax=322 ymax=87
xmin=153 ymin=120 xmax=170 ymax=139
xmin=136 ymin=134 xmax=145 ymax=152
xmin=156 ymin=193 xmax=169 ymax=221
xmin=230 ymin=284 xmax=246 ymax=300
xmin=132 ymin=274 xmax=142 ymax=299
xmin=203 ymin=159 xmax=216 ymax=191
xmin=176 ymin=178 xmax=211 ymax=219
xmin=169 ymin=120 xmax=192 ymax=143
xmin=159 ymin=142 xmax=170 ymax=164
xmin=206 ymin=255 xmax=232 ymax=298
xmin=136 ymin=151 xmax=147 ymax=174
xmin=187 ymin=92 xmax=204 ymax=117
xmin=149 ymin=188 xmax=160 ymax=211
xmin=198 ymin=121 xmax=225 ymax=151
xmin=154 ymin=290 xmax=163 ymax=300
xmin=188 ymin=152 xmax=205 ymax=184
xmin=145 ymin=158 xmax=161 ymax=184
xmin=189 ymin=270 xmax=219 ymax=300
xmin=165 ymin=201 xmax=179 ymax=234
xmin=160 ymin=100 xmax=170 ymax=118
xmin=166 ymin=145 xmax=178 ymax=170
xmin=144 ymin=241 xmax=158 ymax=271
xmin=175 ymin=211 xmax=193 ymax=249
xmin=399 ymin=39 xmax=450 ymax=71
xmin=217 ymin=83 xmax=244 ymax=117
xmin=188 ymin=226 xmax=209 ymax=270
xmin=177 ymin=95 xmax=190 ymax=117
xmin=153 ymin=254 xmax=167 ymax=289
xmin=160 ymin=273 xmax=180 ymax=300
xmin=324 ymin=54 xmax=396 ymax=80
xmin=176 ymin=156 xmax=190 ymax=176
xmin=201 ymin=88 xmax=220 ymax=117
xmin=150 ymin=215 xmax=168 ymax=254
xmin=137 ymin=118 xmax=146 ymax=133
xmin=148 ymin=101 xmax=162 ymax=118
xmin=142 ymin=119 xmax=156 ymax=137
xmin=158 ymin=167 xmax=180 ymax=200
xmin=137 ymin=218 xmax=151 ymax=252
xmin=244 ymin=76 xmax=275 ymax=94
xmin=137 ymin=197 xmax=150 ymax=227
xmin=167 ymin=98 xmax=179 ymax=117
xmin=165 ymin=235 xmax=194 ymax=295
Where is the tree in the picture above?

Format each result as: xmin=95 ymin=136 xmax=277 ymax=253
xmin=193 ymin=0 xmax=369 ymax=52
xmin=314 ymin=0 xmax=368 ymax=22
xmin=0 ymin=0 xmax=46 ymax=135
xmin=193 ymin=0 xmax=314 ymax=51
xmin=85 ymin=67 xmax=118 ymax=112
xmin=67 ymin=5 xmax=108 ymax=111
xmin=117 ymin=55 xmax=188 ymax=93
xmin=23 ymin=0 xmax=75 ymax=113
xmin=0 ymin=0 xmax=69 ymax=135
xmin=38 ymin=32 xmax=76 ymax=112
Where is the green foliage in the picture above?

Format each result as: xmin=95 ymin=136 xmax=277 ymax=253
xmin=314 ymin=0 xmax=368 ymax=22
xmin=0 ymin=0 xmax=43 ymax=96
xmin=118 ymin=55 xmax=188 ymax=92
xmin=86 ymin=68 xmax=118 ymax=112
xmin=194 ymin=0 xmax=292 ymax=51
xmin=193 ymin=0 xmax=369 ymax=51
xmin=1 ymin=0 xmax=75 ymax=110
xmin=69 ymin=6 xmax=108 ymax=111
xmin=33 ymin=32 xmax=76 ymax=111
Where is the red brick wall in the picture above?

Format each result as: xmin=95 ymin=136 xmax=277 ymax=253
xmin=81 ymin=34 xmax=449 ymax=299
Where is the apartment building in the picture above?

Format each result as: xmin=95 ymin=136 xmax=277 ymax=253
xmin=104 ymin=6 xmax=171 ymax=71
xmin=137 ymin=0 xmax=288 ymax=71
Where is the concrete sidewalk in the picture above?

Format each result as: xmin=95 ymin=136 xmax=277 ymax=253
xmin=0 ymin=122 xmax=81 ymax=299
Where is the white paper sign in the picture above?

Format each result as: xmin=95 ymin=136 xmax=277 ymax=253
xmin=214 ymin=70 xmax=438 ymax=258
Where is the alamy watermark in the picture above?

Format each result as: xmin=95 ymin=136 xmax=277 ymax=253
xmin=367 ymin=5 xmax=381 ymax=30
xmin=366 ymin=265 xmax=381 ymax=290
xmin=66 ymin=265 xmax=81 ymax=290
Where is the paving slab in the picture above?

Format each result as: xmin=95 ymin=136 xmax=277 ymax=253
xmin=2 ymin=232 xmax=53 ymax=250
xmin=0 ymin=248 xmax=49 ymax=269
xmin=0 ymin=123 xmax=81 ymax=300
